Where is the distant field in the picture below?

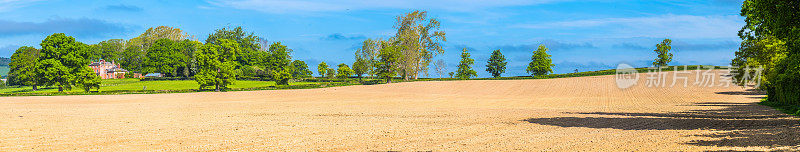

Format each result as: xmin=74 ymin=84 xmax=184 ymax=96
xmin=0 ymin=79 xmax=321 ymax=95
xmin=0 ymin=66 xmax=8 ymax=78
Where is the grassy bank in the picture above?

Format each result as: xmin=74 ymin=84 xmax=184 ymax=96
xmin=759 ymin=97 xmax=800 ymax=116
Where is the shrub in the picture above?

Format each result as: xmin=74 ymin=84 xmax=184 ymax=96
xmin=274 ymin=69 xmax=292 ymax=85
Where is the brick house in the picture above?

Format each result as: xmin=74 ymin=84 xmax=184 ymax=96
xmin=88 ymin=59 xmax=133 ymax=79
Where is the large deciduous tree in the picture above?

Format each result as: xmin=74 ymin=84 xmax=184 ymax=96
xmin=738 ymin=0 xmax=800 ymax=105
xmin=291 ymin=60 xmax=313 ymax=79
xmin=527 ymin=45 xmax=554 ymax=76
xmin=392 ymin=10 xmax=446 ymax=80
xmin=375 ymin=41 xmax=401 ymax=83
xmin=8 ymin=46 xmax=40 ymax=90
xmin=336 ymin=63 xmax=354 ymax=79
xmin=652 ymin=39 xmax=673 ymax=67
xmin=37 ymin=33 xmax=98 ymax=92
xmin=206 ymin=26 xmax=262 ymax=68
xmin=195 ymin=39 xmax=238 ymax=91
xmin=317 ymin=62 xmax=328 ymax=77
xmin=142 ymin=38 xmax=187 ymax=77
xmin=356 ymin=38 xmax=379 ymax=77
xmin=485 ymin=49 xmax=507 ymax=78
xmin=455 ymin=48 xmax=477 ymax=79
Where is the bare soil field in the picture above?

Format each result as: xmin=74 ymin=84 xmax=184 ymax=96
xmin=1 ymin=70 xmax=798 ymax=151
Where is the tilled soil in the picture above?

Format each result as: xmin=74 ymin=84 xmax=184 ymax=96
xmin=1 ymin=70 xmax=798 ymax=151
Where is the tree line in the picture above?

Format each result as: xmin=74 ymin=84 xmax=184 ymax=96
xmin=7 ymin=26 xmax=314 ymax=92
xmin=731 ymin=0 xmax=799 ymax=108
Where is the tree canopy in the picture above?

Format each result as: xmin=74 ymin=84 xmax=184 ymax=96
xmin=652 ymin=39 xmax=673 ymax=67
xmin=455 ymin=48 xmax=477 ymax=79
xmin=527 ymin=45 xmax=554 ymax=76
xmin=485 ymin=49 xmax=507 ymax=78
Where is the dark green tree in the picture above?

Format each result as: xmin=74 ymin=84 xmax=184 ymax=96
xmin=527 ymin=45 xmax=554 ymax=76
xmin=739 ymin=0 xmax=800 ymax=105
xmin=485 ymin=49 xmax=507 ymax=78
xmin=142 ymin=38 xmax=186 ymax=77
xmin=37 ymin=33 xmax=95 ymax=92
xmin=652 ymin=39 xmax=673 ymax=67
xmin=291 ymin=60 xmax=312 ymax=79
xmin=206 ymin=26 xmax=261 ymax=67
xmin=336 ymin=63 xmax=354 ymax=79
xmin=455 ymin=48 xmax=477 ymax=79
xmin=8 ymin=46 xmax=40 ymax=90
xmin=375 ymin=41 xmax=401 ymax=83
xmin=317 ymin=62 xmax=328 ymax=77
xmin=195 ymin=39 xmax=238 ymax=91
xmin=326 ymin=68 xmax=336 ymax=79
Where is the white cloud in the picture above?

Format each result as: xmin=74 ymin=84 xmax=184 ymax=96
xmin=0 ymin=0 xmax=44 ymax=12
xmin=207 ymin=0 xmax=569 ymax=13
xmin=512 ymin=14 xmax=744 ymax=39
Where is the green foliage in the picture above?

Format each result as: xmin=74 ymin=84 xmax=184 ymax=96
xmin=652 ymin=39 xmax=673 ymax=67
xmin=352 ymin=57 xmax=369 ymax=78
xmin=393 ymin=10 xmax=447 ymax=80
xmin=336 ymin=63 xmax=354 ymax=79
xmin=326 ymin=68 xmax=336 ymax=79
xmin=274 ymin=68 xmax=292 ymax=85
xmin=527 ymin=44 xmax=554 ymax=76
xmin=194 ymin=40 xmax=238 ymax=91
xmin=120 ymin=45 xmax=145 ymax=72
xmin=731 ymin=36 xmax=787 ymax=89
xmin=143 ymin=39 xmax=187 ymax=77
xmin=37 ymin=33 xmax=94 ymax=92
xmin=375 ymin=42 xmax=401 ymax=83
xmin=92 ymin=39 xmax=126 ymax=61
xmin=317 ymin=62 xmax=328 ymax=77
xmin=75 ymin=66 xmax=101 ymax=92
xmin=265 ymin=42 xmax=293 ymax=79
xmin=8 ymin=46 xmax=39 ymax=87
xmin=291 ymin=60 xmax=312 ymax=78
xmin=455 ymin=48 xmax=476 ymax=79
xmin=740 ymin=0 xmax=800 ymax=106
xmin=206 ymin=26 xmax=262 ymax=67
xmin=356 ymin=38 xmax=379 ymax=76
xmin=485 ymin=49 xmax=507 ymax=78
xmin=128 ymin=26 xmax=187 ymax=53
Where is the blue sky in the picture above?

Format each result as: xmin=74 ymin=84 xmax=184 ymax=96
xmin=0 ymin=0 xmax=744 ymax=77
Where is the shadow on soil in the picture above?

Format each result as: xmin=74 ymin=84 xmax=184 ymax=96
xmin=523 ymin=102 xmax=800 ymax=148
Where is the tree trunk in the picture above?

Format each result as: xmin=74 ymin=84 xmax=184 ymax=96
xmin=32 ymin=85 xmax=38 ymax=91
xmin=58 ymin=86 xmax=63 ymax=92
xmin=215 ymin=84 xmax=220 ymax=92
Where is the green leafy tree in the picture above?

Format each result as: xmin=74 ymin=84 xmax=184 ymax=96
xmin=265 ymin=42 xmax=293 ymax=79
xmin=393 ymin=10 xmax=447 ymax=80
xmin=291 ymin=60 xmax=312 ymax=79
xmin=142 ymin=38 xmax=187 ymax=77
xmin=485 ymin=49 xmax=507 ymax=78
xmin=175 ymin=40 xmax=203 ymax=77
xmin=739 ymin=0 xmax=800 ymax=105
xmin=326 ymin=68 xmax=336 ymax=79
xmin=352 ymin=56 xmax=369 ymax=79
xmin=375 ymin=41 xmax=401 ymax=83
xmin=75 ymin=66 xmax=101 ymax=92
xmin=195 ymin=39 xmax=238 ymax=91
xmin=336 ymin=63 xmax=354 ymax=79
xmin=527 ymin=45 xmax=554 ymax=76
xmin=356 ymin=38 xmax=379 ymax=77
xmin=127 ymin=26 xmax=187 ymax=52
xmin=8 ymin=46 xmax=40 ymax=90
xmin=93 ymin=39 xmax=126 ymax=61
xmin=455 ymin=48 xmax=477 ymax=79
xmin=120 ymin=45 xmax=146 ymax=72
xmin=206 ymin=26 xmax=262 ymax=67
xmin=317 ymin=62 xmax=328 ymax=77
xmin=731 ymin=36 xmax=787 ymax=88
xmin=652 ymin=39 xmax=673 ymax=67
xmin=37 ymin=33 xmax=94 ymax=92
xmin=274 ymin=68 xmax=292 ymax=85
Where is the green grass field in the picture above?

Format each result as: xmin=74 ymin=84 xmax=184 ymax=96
xmin=0 ymin=79 xmax=323 ymax=95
